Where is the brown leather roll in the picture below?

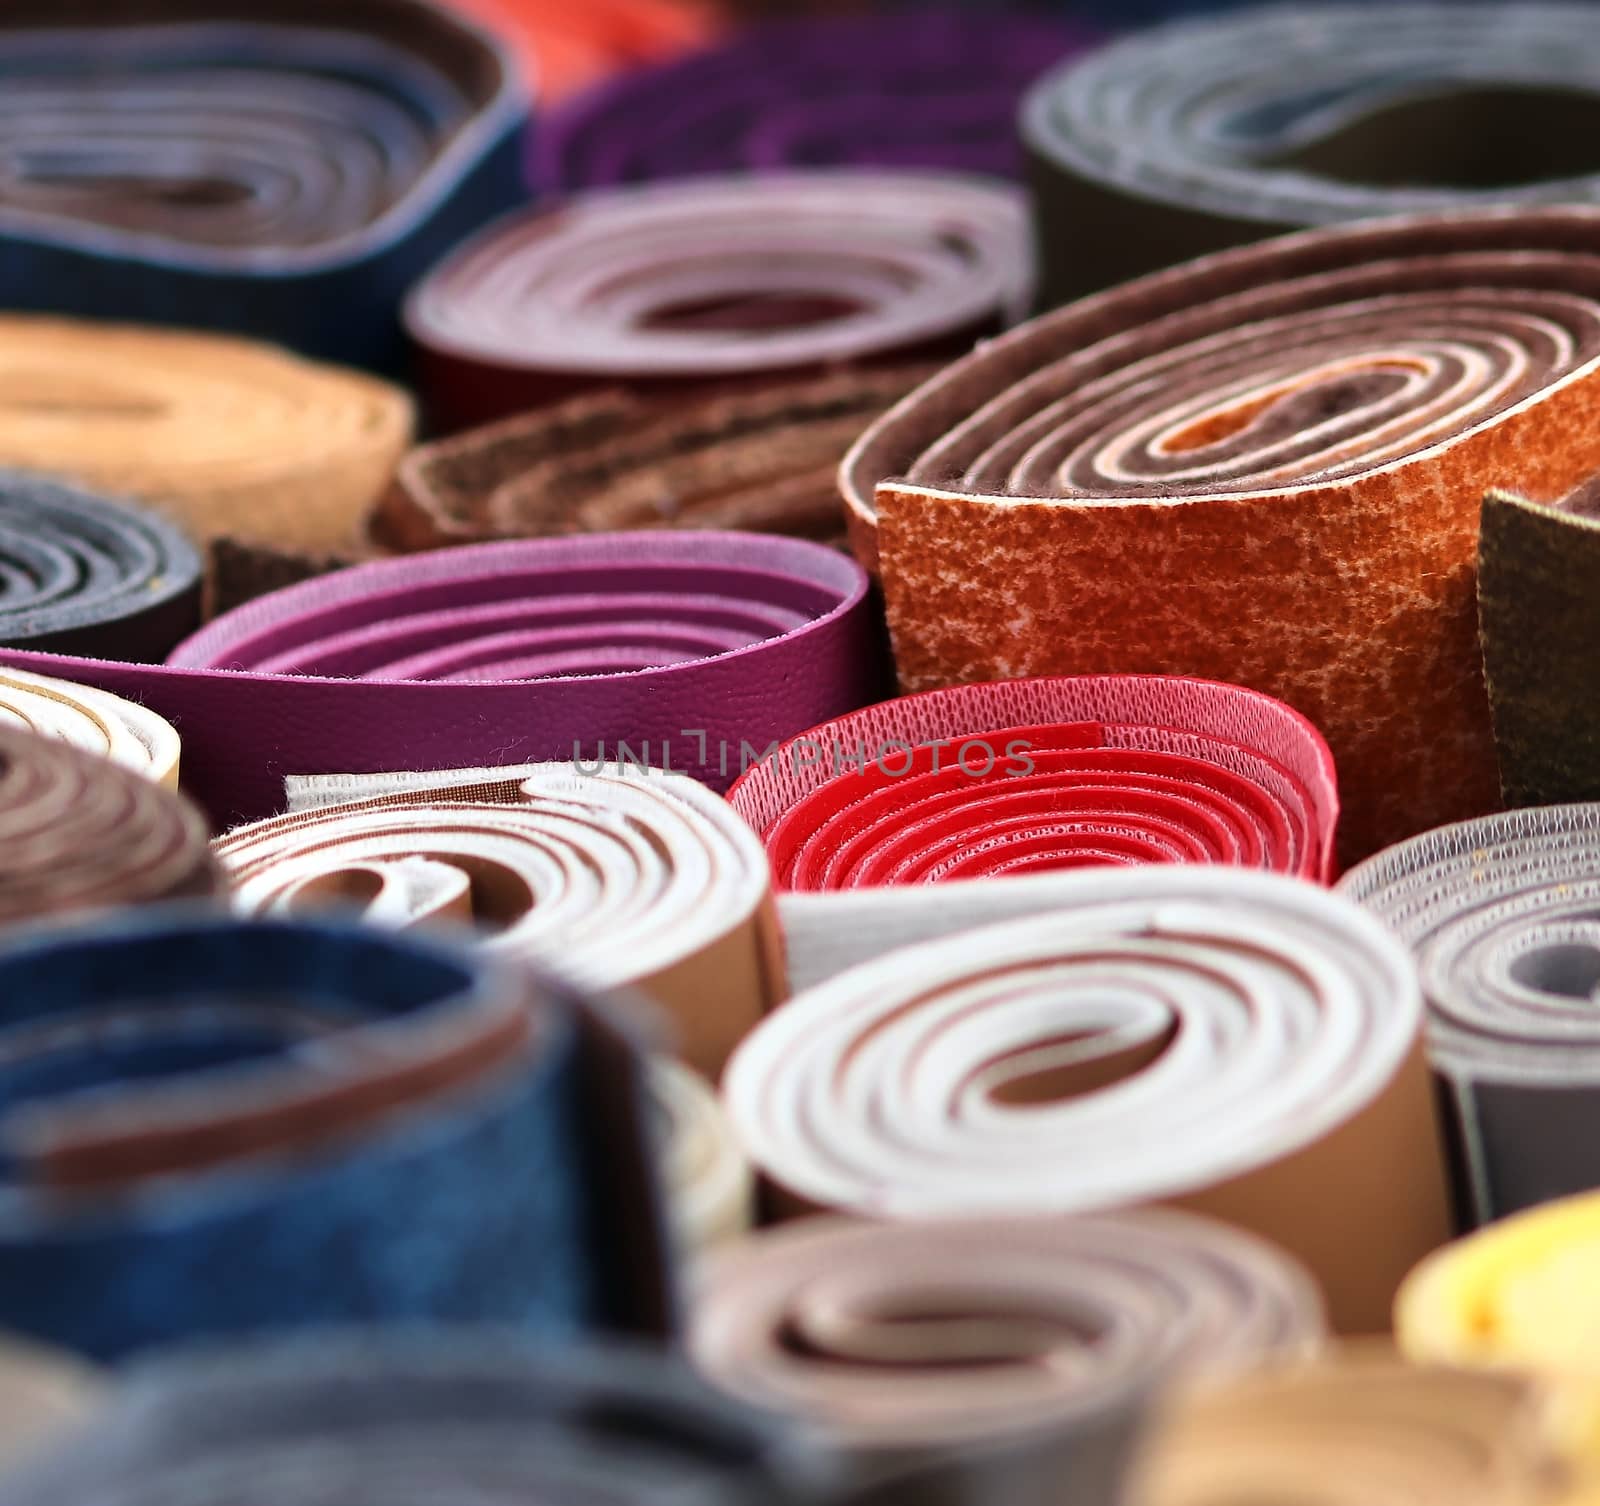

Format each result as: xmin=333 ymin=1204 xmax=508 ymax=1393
xmin=841 ymin=208 xmax=1600 ymax=863
xmin=373 ymin=366 xmax=935 ymax=552
xmin=0 ymin=725 xmax=222 ymax=925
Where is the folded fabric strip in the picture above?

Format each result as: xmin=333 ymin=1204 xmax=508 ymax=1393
xmin=0 ymin=912 xmax=672 ymax=1360
xmin=0 ymin=1340 xmax=101 ymax=1473
xmin=0 ymin=475 xmax=199 ymax=661
xmin=407 ymin=171 xmax=1032 ymax=429
xmin=1479 ymin=485 xmax=1600 ymax=808
xmin=0 ymin=727 xmax=220 ymax=925
xmin=0 ymin=1334 xmax=874 ymax=1506
xmin=1338 ymin=805 xmax=1600 ymax=1227
xmin=728 ymin=677 xmax=1338 ymax=888
xmin=0 ymin=0 xmax=527 ymax=372
xmin=723 ymin=867 xmax=1449 ymax=1334
xmin=0 ymin=532 xmax=874 ymax=829
xmin=690 ymin=1211 xmax=1321 ymax=1501
xmin=842 ymin=208 xmax=1600 ymax=864
xmin=1398 ymin=1190 xmax=1600 ymax=1465
xmin=0 ymin=318 xmax=411 ymax=555
xmin=1129 ymin=1349 xmax=1566 ymax=1506
xmin=534 ymin=10 xmax=1091 ymax=192
xmin=1022 ymin=2 xmax=1600 ymax=307
xmin=374 ymin=367 xmax=935 ymax=551
xmin=219 ymin=762 xmax=783 ymax=1075
xmin=654 ymin=1058 xmax=752 ymax=1253
xmin=0 ymin=669 xmax=181 ymax=787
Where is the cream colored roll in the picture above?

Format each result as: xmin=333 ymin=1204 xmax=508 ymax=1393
xmin=1130 ymin=1348 xmax=1566 ymax=1506
xmin=218 ymin=763 xmax=783 ymax=1074
xmin=723 ymin=866 xmax=1451 ymax=1335
xmin=0 ymin=666 xmax=180 ymax=787
xmin=653 ymin=1058 xmax=752 ymax=1254
xmin=0 ymin=1336 xmax=102 ymax=1472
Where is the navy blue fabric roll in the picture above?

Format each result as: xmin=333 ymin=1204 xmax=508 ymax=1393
xmin=0 ymin=0 xmax=529 ymax=374
xmin=0 ymin=913 xmax=673 ymax=1362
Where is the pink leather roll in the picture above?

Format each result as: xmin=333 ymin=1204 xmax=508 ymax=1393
xmin=405 ymin=171 xmax=1032 ymax=429
xmin=728 ymin=675 xmax=1338 ymax=888
xmin=0 ymin=532 xmax=876 ymax=829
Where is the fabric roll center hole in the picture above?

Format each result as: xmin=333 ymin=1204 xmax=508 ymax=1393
xmin=778 ymin=1298 xmax=1103 ymax=1369
xmin=1163 ymin=364 xmax=1418 ymax=454
xmin=1510 ymin=941 xmax=1600 ymax=1001
xmin=986 ymin=1020 xmax=1179 ymax=1106
xmin=639 ymin=291 xmax=867 ymax=334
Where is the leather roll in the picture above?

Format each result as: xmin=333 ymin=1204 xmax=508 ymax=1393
xmin=0 ymin=726 xmax=221 ymax=925
xmin=1479 ymin=484 xmax=1600 ymax=808
xmin=217 ymin=761 xmax=783 ymax=1075
xmin=0 ymin=1334 xmax=870 ymax=1506
xmin=1021 ymin=2 xmax=1600 ymax=309
xmin=0 ymin=475 xmax=200 ymax=661
xmin=841 ymin=207 xmax=1600 ymax=865
xmin=534 ymin=10 xmax=1092 ymax=192
xmin=1337 ymin=805 xmax=1600 ymax=1227
xmin=0 ymin=911 xmax=673 ymax=1361
xmin=373 ymin=366 xmax=936 ymax=552
xmin=0 ymin=1340 xmax=101 ymax=1472
xmin=0 ymin=0 xmax=527 ymax=373
xmin=727 ymin=676 xmax=1338 ymax=889
xmin=1129 ymin=1348 xmax=1567 ymax=1506
xmin=0 ymin=531 xmax=875 ymax=829
xmin=654 ymin=1058 xmax=752 ymax=1253
xmin=0 ymin=668 xmax=182 ymax=787
xmin=0 ymin=317 xmax=411 ymax=555
xmin=722 ymin=866 xmax=1450 ymax=1335
xmin=406 ymin=171 xmax=1033 ymax=430
xmin=690 ymin=1210 xmax=1322 ymax=1499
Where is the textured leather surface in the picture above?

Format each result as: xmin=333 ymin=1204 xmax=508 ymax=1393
xmin=0 ymin=532 xmax=877 ymax=830
xmin=0 ymin=475 xmax=199 ymax=660
xmin=842 ymin=208 xmax=1600 ymax=865
xmin=0 ymin=0 xmax=528 ymax=372
xmin=729 ymin=676 xmax=1338 ymax=887
xmin=1022 ymin=3 xmax=1600 ymax=307
xmin=0 ymin=726 xmax=221 ymax=923
xmin=0 ymin=912 xmax=673 ymax=1361
xmin=723 ymin=866 xmax=1450 ymax=1335
xmin=219 ymin=761 xmax=784 ymax=1076
xmin=406 ymin=171 xmax=1033 ymax=429
xmin=1340 ymin=804 xmax=1600 ymax=1227
xmin=534 ymin=10 xmax=1092 ymax=191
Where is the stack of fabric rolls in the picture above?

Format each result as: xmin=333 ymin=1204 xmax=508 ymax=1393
xmin=7 ymin=1 xmax=1600 ymax=1502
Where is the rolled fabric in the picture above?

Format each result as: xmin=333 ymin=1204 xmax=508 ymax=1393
xmin=0 ymin=1334 xmax=868 ymax=1506
xmin=841 ymin=208 xmax=1600 ymax=864
xmin=0 ymin=668 xmax=182 ymax=787
xmin=722 ymin=866 xmax=1450 ymax=1335
xmin=0 ymin=0 xmax=526 ymax=372
xmin=1337 ymin=805 xmax=1600 ymax=1227
xmin=655 ymin=1058 xmax=752 ymax=1253
xmin=217 ymin=761 xmax=783 ymax=1075
xmin=0 ymin=475 xmax=200 ymax=661
xmin=373 ymin=366 xmax=936 ymax=552
xmin=727 ymin=676 xmax=1338 ymax=889
xmin=534 ymin=10 xmax=1092 ymax=192
xmin=1129 ymin=1348 xmax=1565 ymax=1506
xmin=1021 ymin=2 xmax=1600 ymax=308
xmin=0 ymin=1339 xmax=102 ymax=1473
xmin=690 ymin=1210 xmax=1323 ymax=1496
xmin=0 ymin=911 xmax=673 ymax=1360
xmin=0 ymin=317 xmax=411 ymax=555
xmin=406 ymin=171 xmax=1033 ymax=429
xmin=1480 ymin=484 xmax=1600 ymax=808
xmin=0 ymin=531 xmax=875 ymax=829
xmin=0 ymin=727 xmax=221 ymax=925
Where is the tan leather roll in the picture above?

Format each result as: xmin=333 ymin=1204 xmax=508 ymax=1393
xmin=217 ymin=763 xmax=783 ymax=1075
xmin=0 ymin=667 xmax=181 ymax=787
xmin=1130 ymin=1348 xmax=1568 ymax=1506
xmin=654 ymin=1057 xmax=753 ymax=1254
xmin=0 ymin=1337 xmax=102 ymax=1471
xmin=0 ymin=316 xmax=412 ymax=555
xmin=0 ymin=725 xmax=222 ymax=924
xmin=723 ymin=866 xmax=1450 ymax=1335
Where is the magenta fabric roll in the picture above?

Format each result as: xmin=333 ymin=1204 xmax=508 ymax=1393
xmin=0 ymin=532 xmax=877 ymax=828
xmin=533 ymin=9 xmax=1095 ymax=193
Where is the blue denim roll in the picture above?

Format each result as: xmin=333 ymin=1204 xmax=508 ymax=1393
xmin=0 ymin=0 xmax=530 ymax=374
xmin=0 ymin=913 xmax=673 ymax=1361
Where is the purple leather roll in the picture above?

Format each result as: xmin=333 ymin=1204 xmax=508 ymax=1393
xmin=533 ymin=10 xmax=1094 ymax=193
xmin=0 ymin=532 xmax=877 ymax=829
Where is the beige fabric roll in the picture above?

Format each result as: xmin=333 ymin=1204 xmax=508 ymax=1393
xmin=0 ymin=666 xmax=180 ymax=787
xmin=0 ymin=1336 xmax=102 ymax=1473
xmin=653 ymin=1058 xmax=752 ymax=1254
